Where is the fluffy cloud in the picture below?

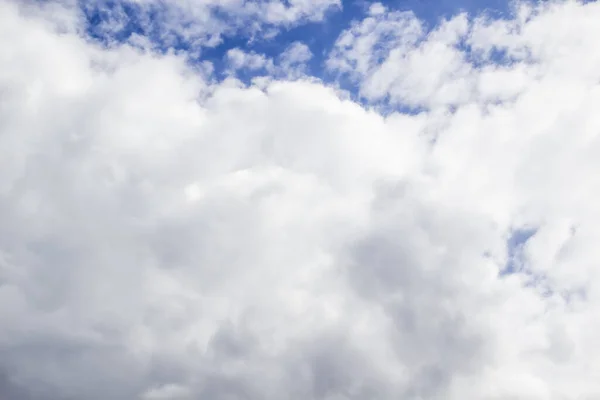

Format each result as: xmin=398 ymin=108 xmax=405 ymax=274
xmin=224 ymin=42 xmax=313 ymax=79
xmin=279 ymin=42 xmax=313 ymax=66
xmin=2 ymin=0 xmax=600 ymax=399
xmin=225 ymin=48 xmax=275 ymax=73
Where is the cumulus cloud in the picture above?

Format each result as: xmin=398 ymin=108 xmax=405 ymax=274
xmin=279 ymin=41 xmax=313 ymax=66
xmin=2 ymin=0 xmax=600 ymax=399
xmin=225 ymin=48 xmax=275 ymax=73
xmin=327 ymin=2 xmax=529 ymax=108
xmin=224 ymin=42 xmax=313 ymax=80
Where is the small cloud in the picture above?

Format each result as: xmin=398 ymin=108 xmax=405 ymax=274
xmin=279 ymin=41 xmax=313 ymax=66
xmin=225 ymin=48 xmax=274 ymax=72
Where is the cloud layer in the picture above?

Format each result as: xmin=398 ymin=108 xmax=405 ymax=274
xmin=2 ymin=0 xmax=600 ymax=399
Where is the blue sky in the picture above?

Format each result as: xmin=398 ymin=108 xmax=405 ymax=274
xmin=82 ymin=0 xmax=514 ymax=81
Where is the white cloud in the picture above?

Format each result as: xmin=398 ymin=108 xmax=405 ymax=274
xmin=280 ymin=41 xmax=313 ymax=66
xmin=277 ymin=41 xmax=313 ymax=78
xmin=225 ymin=48 xmax=275 ymax=73
xmin=3 ymin=0 xmax=600 ymax=400
xmin=326 ymin=3 xmax=424 ymax=91
xmin=326 ymin=2 xmax=537 ymax=108
xmin=225 ymin=43 xmax=313 ymax=80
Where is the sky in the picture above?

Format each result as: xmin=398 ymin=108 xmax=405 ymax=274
xmin=80 ymin=0 xmax=512 ymax=85
xmin=2 ymin=0 xmax=600 ymax=399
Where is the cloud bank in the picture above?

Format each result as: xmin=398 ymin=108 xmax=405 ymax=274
xmin=2 ymin=0 xmax=600 ymax=399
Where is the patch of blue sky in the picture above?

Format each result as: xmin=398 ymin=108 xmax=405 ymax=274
xmin=501 ymin=227 xmax=537 ymax=276
xmin=80 ymin=0 xmax=516 ymax=74
xmin=386 ymin=0 xmax=510 ymax=25
xmin=82 ymin=1 xmax=149 ymax=45
xmin=498 ymin=227 xmax=558 ymax=298
xmin=80 ymin=0 xmax=195 ymax=50
xmin=78 ymin=0 xmax=525 ymax=117
xmin=188 ymin=1 xmax=367 ymax=82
